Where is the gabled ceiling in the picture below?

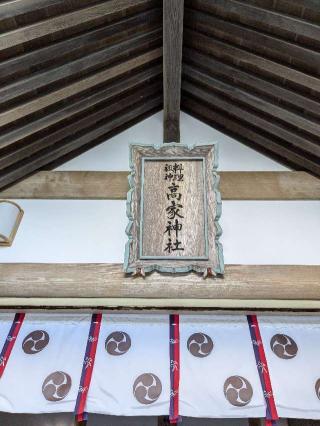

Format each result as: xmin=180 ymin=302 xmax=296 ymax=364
xmin=0 ymin=0 xmax=319 ymax=191
xmin=181 ymin=0 xmax=320 ymax=176
xmin=0 ymin=0 xmax=163 ymax=189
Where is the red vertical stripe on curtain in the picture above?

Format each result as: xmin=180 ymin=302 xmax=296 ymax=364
xmin=75 ymin=313 xmax=102 ymax=422
xmin=169 ymin=314 xmax=181 ymax=424
xmin=0 ymin=313 xmax=25 ymax=378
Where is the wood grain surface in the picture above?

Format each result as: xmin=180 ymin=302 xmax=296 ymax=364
xmin=142 ymin=159 xmax=206 ymax=257
xmin=183 ymin=0 xmax=320 ymax=177
xmin=163 ymin=0 xmax=184 ymax=142
xmin=0 ymin=0 xmax=152 ymax=51
xmin=0 ymin=0 xmax=162 ymax=190
xmin=1 ymin=171 xmax=319 ymax=200
xmin=125 ymin=144 xmax=222 ymax=274
xmin=0 ymin=264 xmax=319 ymax=301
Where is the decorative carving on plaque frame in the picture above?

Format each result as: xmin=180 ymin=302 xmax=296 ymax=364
xmin=124 ymin=143 xmax=224 ymax=276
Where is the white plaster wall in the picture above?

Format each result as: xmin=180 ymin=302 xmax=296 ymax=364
xmin=1 ymin=111 xmax=319 ymax=265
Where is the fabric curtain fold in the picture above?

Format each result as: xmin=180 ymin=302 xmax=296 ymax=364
xmin=0 ymin=313 xmax=318 ymax=421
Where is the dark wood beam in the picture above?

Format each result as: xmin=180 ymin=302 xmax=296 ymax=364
xmin=158 ymin=417 xmax=170 ymax=426
xmin=0 ymin=48 xmax=161 ymax=128
xmin=187 ymin=0 xmax=320 ymax=49
xmin=0 ymin=81 xmax=162 ymax=169
xmin=289 ymin=420 xmax=320 ymax=426
xmin=0 ymin=64 xmax=162 ymax=151
xmin=249 ymin=420 xmax=289 ymax=426
xmin=184 ymin=8 xmax=320 ymax=76
xmin=0 ymin=9 xmax=161 ymax=83
xmin=0 ymin=0 xmax=163 ymax=191
xmin=183 ymin=48 xmax=320 ymax=121
xmin=0 ymin=95 xmax=162 ymax=189
xmin=0 ymin=0 xmax=153 ymax=51
xmin=182 ymin=96 xmax=320 ymax=176
xmin=182 ymin=74 xmax=320 ymax=156
xmin=184 ymin=29 xmax=320 ymax=96
xmin=0 ymin=28 xmax=162 ymax=107
xmin=182 ymin=2 xmax=320 ymax=177
xmin=163 ymin=0 xmax=184 ymax=142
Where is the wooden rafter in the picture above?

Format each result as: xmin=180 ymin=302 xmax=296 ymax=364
xmin=0 ymin=0 xmax=162 ymax=191
xmin=182 ymin=0 xmax=320 ymax=177
xmin=163 ymin=0 xmax=184 ymax=142
xmin=1 ymin=171 xmax=319 ymax=200
xmin=0 ymin=0 xmax=152 ymax=50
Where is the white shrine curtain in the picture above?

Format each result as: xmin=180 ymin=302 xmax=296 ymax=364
xmin=0 ymin=313 xmax=318 ymax=422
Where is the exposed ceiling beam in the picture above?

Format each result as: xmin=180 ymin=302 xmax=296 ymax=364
xmin=163 ymin=0 xmax=184 ymax=142
xmin=0 ymin=0 xmax=152 ymax=51
xmin=182 ymin=1 xmax=320 ymax=177
xmin=0 ymin=0 xmax=162 ymax=191
xmin=0 ymin=263 xmax=319 ymax=310
xmin=1 ymin=171 xmax=319 ymax=200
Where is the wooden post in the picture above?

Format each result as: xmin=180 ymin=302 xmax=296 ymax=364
xmin=163 ymin=0 xmax=184 ymax=142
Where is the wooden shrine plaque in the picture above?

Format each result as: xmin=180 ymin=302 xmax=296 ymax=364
xmin=124 ymin=143 xmax=224 ymax=275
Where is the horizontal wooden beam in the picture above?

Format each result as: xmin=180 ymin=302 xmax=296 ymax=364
xmin=1 ymin=171 xmax=319 ymax=200
xmin=0 ymin=264 xmax=319 ymax=310
xmin=219 ymin=171 xmax=320 ymax=200
xmin=1 ymin=298 xmax=320 ymax=312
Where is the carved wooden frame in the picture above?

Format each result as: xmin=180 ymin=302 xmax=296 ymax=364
xmin=124 ymin=143 xmax=224 ymax=275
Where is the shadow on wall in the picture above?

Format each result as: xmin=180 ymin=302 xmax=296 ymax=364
xmin=0 ymin=413 xmax=249 ymax=426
